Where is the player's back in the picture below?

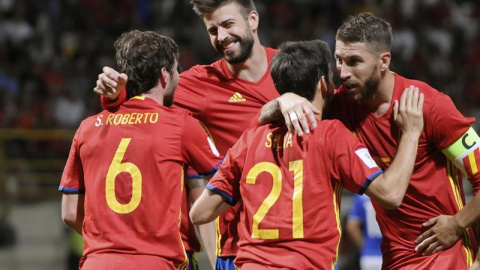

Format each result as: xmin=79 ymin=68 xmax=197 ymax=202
xmin=233 ymin=119 xmax=364 ymax=270
xmin=75 ymin=97 xmax=196 ymax=269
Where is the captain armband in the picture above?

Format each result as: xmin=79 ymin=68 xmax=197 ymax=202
xmin=441 ymin=127 xmax=480 ymax=177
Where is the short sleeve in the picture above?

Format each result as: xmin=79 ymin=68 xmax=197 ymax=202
xmin=181 ymin=116 xmax=223 ymax=175
xmin=58 ymin=128 xmax=85 ymax=193
xmin=327 ymin=121 xmax=383 ymax=194
xmin=426 ymin=92 xmax=475 ymax=150
xmin=207 ymin=135 xmax=248 ymax=206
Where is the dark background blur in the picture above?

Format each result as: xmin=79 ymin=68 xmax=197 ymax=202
xmin=0 ymin=0 xmax=478 ymax=269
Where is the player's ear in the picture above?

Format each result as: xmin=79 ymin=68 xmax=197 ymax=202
xmin=320 ymin=76 xmax=328 ymax=98
xmin=248 ymin=10 xmax=259 ymax=32
xmin=379 ymin=52 xmax=391 ymax=72
xmin=159 ymin=67 xmax=169 ymax=87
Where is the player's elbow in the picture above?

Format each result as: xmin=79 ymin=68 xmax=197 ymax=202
xmin=378 ymin=193 xmax=404 ymax=210
xmin=190 ymin=209 xmax=213 ymax=225
xmin=61 ymin=209 xmax=78 ymax=228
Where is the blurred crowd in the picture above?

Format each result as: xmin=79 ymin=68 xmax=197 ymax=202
xmin=0 ymin=0 xmax=479 ymax=130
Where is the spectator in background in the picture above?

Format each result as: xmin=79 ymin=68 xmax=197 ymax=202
xmin=346 ymin=194 xmax=383 ymax=270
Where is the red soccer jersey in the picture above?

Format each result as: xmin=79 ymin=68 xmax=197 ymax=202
xmin=331 ymin=73 xmax=479 ymax=269
xmin=102 ymin=46 xmax=280 ymax=257
xmin=207 ymin=120 xmax=383 ymax=269
xmin=59 ymin=97 xmax=222 ymax=269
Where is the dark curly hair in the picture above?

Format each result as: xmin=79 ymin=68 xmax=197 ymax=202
xmin=114 ymin=30 xmax=179 ymax=99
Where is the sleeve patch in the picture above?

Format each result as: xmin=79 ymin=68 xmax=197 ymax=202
xmin=355 ymin=148 xmax=378 ymax=169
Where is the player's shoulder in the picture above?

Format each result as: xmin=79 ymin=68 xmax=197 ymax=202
xmin=180 ymin=59 xmax=229 ymax=82
xmin=318 ymin=119 xmax=350 ymax=133
xmin=395 ymin=73 xmax=441 ymax=98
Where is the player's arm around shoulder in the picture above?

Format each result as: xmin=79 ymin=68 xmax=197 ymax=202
xmin=365 ymin=86 xmax=424 ymax=209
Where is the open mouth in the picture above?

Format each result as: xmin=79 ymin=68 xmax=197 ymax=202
xmin=343 ymin=83 xmax=357 ymax=91
xmin=220 ymin=38 xmax=238 ymax=53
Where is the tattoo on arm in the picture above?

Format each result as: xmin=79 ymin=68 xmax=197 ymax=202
xmin=259 ymin=99 xmax=283 ymax=124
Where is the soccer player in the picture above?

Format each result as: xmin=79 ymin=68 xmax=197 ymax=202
xmin=59 ymin=30 xmax=222 ymax=270
xmin=261 ymin=12 xmax=480 ymax=269
xmin=92 ymin=1 xmax=316 ymax=269
xmin=190 ymin=40 xmax=424 ymax=269
xmin=346 ymin=194 xmax=383 ymax=270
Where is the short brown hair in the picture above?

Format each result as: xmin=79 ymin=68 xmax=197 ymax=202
xmin=191 ymin=0 xmax=256 ymax=18
xmin=336 ymin=12 xmax=392 ymax=55
xmin=114 ymin=30 xmax=179 ymax=99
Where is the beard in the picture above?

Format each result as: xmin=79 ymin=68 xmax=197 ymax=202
xmin=345 ymin=66 xmax=381 ymax=102
xmin=363 ymin=71 xmax=381 ymax=101
xmin=216 ymin=30 xmax=254 ymax=64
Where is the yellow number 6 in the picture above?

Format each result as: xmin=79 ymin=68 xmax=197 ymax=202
xmin=105 ymin=138 xmax=142 ymax=214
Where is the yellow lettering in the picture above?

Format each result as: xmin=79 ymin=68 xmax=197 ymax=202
xmin=113 ymin=114 xmax=123 ymax=125
xmin=265 ymin=133 xmax=273 ymax=148
xmin=106 ymin=114 xmax=114 ymax=125
xmin=273 ymin=134 xmax=282 ymax=149
xmin=128 ymin=113 xmax=136 ymax=125
xmin=135 ymin=113 xmax=143 ymax=124
xmin=150 ymin=113 xmax=159 ymax=123
xmin=144 ymin=113 xmax=151 ymax=124
xmin=121 ymin=114 xmax=130 ymax=125
xmin=284 ymin=132 xmax=293 ymax=149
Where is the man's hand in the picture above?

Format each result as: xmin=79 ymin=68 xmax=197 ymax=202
xmin=414 ymin=215 xmax=463 ymax=255
xmin=93 ymin=66 xmax=128 ymax=100
xmin=393 ymin=85 xmax=424 ymax=138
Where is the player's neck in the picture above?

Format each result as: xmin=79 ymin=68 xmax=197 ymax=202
xmin=364 ymin=71 xmax=395 ymax=117
xmin=226 ymin=41 xmax=267 ymax=82
xmin=143 ymin=90 xmax=164 ymax=106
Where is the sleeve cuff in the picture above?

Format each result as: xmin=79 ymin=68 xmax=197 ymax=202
xmin=206 ymin=184 xmax=236 ymax=206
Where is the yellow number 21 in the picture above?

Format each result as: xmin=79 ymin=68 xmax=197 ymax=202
xmin=246 ymin=160 xmax=304 ymax=239
xmin=105 ymin=138 xmax=142 ymax=214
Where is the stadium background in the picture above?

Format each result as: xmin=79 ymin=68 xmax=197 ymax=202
xmin=0 ymin=0 xmax=478 ymax=269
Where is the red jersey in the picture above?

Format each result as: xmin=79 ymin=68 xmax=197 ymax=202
xmin=59 ymin=97 xmax=222 ymax=269
xmin=331 ymin=73 xmax=480 ymax=269
xmin=207 ymin=120 xmax=383 ymax=269
xmin=101 ymin=46 xmax=279 ymax=257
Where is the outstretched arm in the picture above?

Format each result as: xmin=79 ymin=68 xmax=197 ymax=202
xmin=259 ymin=93 xmax=320 ymax=136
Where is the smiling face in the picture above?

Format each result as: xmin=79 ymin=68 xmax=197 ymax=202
xmin=334 ymin=40 xmax=382 ymax=102
xmin=203 ymin=3 xmax=255 ymax=64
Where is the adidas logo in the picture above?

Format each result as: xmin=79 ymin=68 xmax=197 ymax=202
xmin=229 ymin=92 xmax=246 ymax=102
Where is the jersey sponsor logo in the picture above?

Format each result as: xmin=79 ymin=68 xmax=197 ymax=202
xmin=95 ymin=113 xmax=159 ymax=127
xmin=355 ymin=148 xmax=378 ymax=169
xmin=228 ymin=92 xmax=247 ymax=102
